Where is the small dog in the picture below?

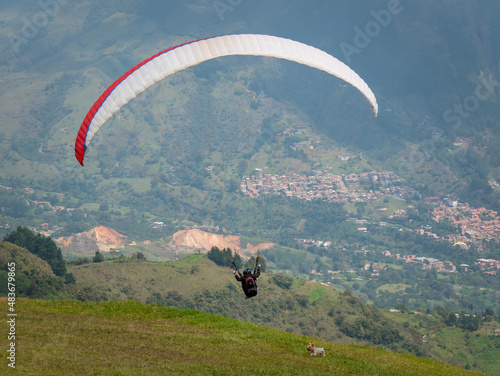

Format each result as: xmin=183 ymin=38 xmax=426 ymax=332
xmin=307 ymin=342 xmax=325 ymax=356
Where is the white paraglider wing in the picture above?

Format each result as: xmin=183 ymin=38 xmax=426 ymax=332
xmin=75 ymin=34 xmax=378 ymax=165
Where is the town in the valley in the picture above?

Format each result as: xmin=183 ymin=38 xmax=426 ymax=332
xmin=240 ymin=170 xmax=420 ymax=203
xmin=2 ymin=167 xmax=500 ymax=278
xmin=240 ymin=169 xmax=500 ymax=277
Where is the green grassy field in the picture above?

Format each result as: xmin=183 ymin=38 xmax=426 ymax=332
xmin=380 ymin=309 xmax=500 ymax=375
xmin=65 ymin=254 xmax=500 ymax=374
xmin=3 ymin=298 xmax=484 ymax=376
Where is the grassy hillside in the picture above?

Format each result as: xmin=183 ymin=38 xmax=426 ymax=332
xmin=0 ymin=241 xmax=64 ymax=299
xmin=3 ymin=240 xmax=499 ymax=374
xmin=68 ymin=254 xmax=500 ymax=374
xmin=4 ymin=298 xmax=483 ymax=376
xmin=382 ymin=309 xmax=500 ymax=375
xmin=0 ymin=240 xmax=106 ymax=301
xmin=68 ymin=254 xmax=425 ymax=354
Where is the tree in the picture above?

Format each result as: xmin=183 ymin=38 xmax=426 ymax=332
xmin=355 ymin=202 xmax=367 ymax=217
xmin=65 ymin=273 xmax=76 ymax=285
xmin=295 ymin=293 xmax=309 ymax=307
xmin=92 ymin=251 xmax=105 ymax=263
xmin=445 ymin=312 xmax=457 ymax=327
xmin=207 ymin=246 xmax=225 ymax=266
xmin=272 ymin=273 xmax=293 ymax=289
xmin=395 ymin=304 xmax=408 ymax=313
xmin=207 ymin=247 xmax=242 ymax=269
xmin=244 ymin=255 xmax=266 ymax=272
xmin=4 ymin=227 xmax=67 ymax=276
xmin=131 ymin=252 xmax=146 ymax=260
xmin=458 ymin=314 xmax=481 ymax=331
xmin=237 ymin=159 xmax=248 ymax=175
xmin=99 ymin=203 xmax=109 ymax=211
xmin=227 ymin=179 xmax=240 ymax=193
xmin=483 ymin=308 xmax=495 ymax=322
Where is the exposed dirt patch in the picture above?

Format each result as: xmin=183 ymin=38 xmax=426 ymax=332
xmin=170 ymin=229 xmax=274 ymax=256
xmin=171 ymin=229 xmax=241 ymax=252
xmin=57 ymin=226 xmax=127 ymax=255
xmin=57 ymin=227 xmax=273 ymax=259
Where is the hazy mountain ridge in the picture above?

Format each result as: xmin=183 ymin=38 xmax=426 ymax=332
xmin=2 ymin=2 xmax=500 ymax=374
xmin=1 ymin=1 xmax=498 ymax=206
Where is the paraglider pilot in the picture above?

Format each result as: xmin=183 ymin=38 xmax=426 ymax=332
xmin=234 ymin=259 xmax=261 ymax=299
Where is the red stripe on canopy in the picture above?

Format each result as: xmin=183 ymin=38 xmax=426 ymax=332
xmin=74 ymin=37 xmax=211 ymax=165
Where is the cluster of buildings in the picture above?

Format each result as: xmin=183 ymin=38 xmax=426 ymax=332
xmin=0 ymin=185 xmax=71 ymax=234
xmin=403 ymin=254 xmax=457 ymax=272
xmin=385 ymin=251 xmax=500 ymax=275
xmin=295 ymin=238 xmax=332 ymax=248
xmin=151 ymin=221 xmax=166 ymax=229
xmin=489 ymin=179 xmax=500 ymax=192
xmin=39 ymin=223 xmax=64 ymax=236
xmin=344 ymin=171 xmax=421 ymax=202
xmin=241 ymin=171 xmax=348 ymax=202
xmin=309 ymin=245 xmax=499 ymax=277
xmin=240 ymin=170 xmax=419 ymax=203
xmin=32 ymin=199 xmax=67 ymax=212
xmin=343 ymin=171 xmax=400 ymax=189
xmin=1 ymin=185 xmax=70 ymax=218
xmin=379 ymin=186 xmax=422 ymax=200
xmin=363 ymin=251 xmax=457 ymax=274
xmin=476 ymin=258 xmax=500 ymax=275
xmin=391 ymin=199 xmax=499 ymax=250
xmin=414 ymin=228 xmax=470 ymax=249
xmin=431 ymin=202 xmax=500 ymax=243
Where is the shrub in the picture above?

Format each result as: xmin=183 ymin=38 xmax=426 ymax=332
xmin=93 ymin=251 xmax=105 ymax=263
xmin=295 ymin=294 xmax=309 ymax=307
xmin=272 ymin=273 xmax=293 ymax=289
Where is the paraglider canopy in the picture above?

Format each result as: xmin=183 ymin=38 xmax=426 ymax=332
xmin=75 ymin=34 xmax=378 ymax=165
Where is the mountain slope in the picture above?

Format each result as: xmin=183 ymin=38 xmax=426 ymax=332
xmin=68 ymin=255 xmax=426 ymax=354
xmin=56 ymin=226 xmax=127 ymax=255
xmin=0 ymin=240 xmax=64 ymax=298
xmin=55 ymin=227 xmax=275 ymax=260
xmin=9 ymin=298 xmax=482 ymax=376
xmin=170 ymin=229 xmax=275 ymax=256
